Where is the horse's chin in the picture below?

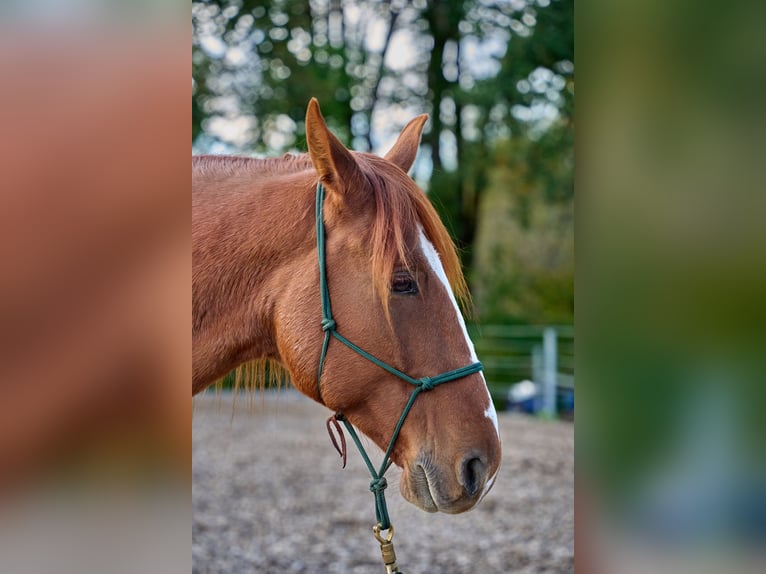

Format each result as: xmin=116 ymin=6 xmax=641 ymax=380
xmin=399 ymin=461 xmax=487 ymax=515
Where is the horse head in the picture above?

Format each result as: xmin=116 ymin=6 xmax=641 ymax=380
xmin=274 ymin=99 xmax=501 ymax=514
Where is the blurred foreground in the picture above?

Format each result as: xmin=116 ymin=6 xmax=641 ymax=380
xmin=0 ymin=11 xmax=190 ymax=574
xmin=578 ymin=0 xmax=766 ymax=571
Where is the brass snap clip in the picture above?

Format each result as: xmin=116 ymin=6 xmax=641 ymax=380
xmin=373 ymin=523 xmax=402 ymax=574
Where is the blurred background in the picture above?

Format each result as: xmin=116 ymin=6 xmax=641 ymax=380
xmin=192 ymin=0 xmax=575 ymax=419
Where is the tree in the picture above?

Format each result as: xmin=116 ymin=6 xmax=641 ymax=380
xmin=193 ymin=0 xmax=414 ymax=152
xmin=425 ymin=0 xmax=574 ymax=270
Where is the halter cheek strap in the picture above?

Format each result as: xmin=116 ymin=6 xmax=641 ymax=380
xmin=314 ymin=182 xmax=483 ymax=531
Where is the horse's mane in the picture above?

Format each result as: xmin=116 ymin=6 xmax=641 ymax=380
xmin=199 ymin=152 xmax=470 ymax=399
xmin=193 ymin=153 xmax=313 ymax=179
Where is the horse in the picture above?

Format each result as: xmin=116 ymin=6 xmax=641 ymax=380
xmin=192 ymin=98 xmax=501 ymax=517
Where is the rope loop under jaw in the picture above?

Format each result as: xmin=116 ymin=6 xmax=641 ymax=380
xmin=321 ymin=318 xmax=336 ymax=332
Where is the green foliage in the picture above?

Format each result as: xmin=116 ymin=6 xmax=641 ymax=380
xmin=473 ymin=136 xmax=574 ymax=325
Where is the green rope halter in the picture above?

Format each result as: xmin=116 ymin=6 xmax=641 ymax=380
xmin=314 ymin=182 xmax=483 ymax=531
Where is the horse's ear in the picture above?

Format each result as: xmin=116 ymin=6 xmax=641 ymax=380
xmin=305 ymin=98 xmax=359 ymax=192
xmin=384 ymin=114 xmax=429 ymax=174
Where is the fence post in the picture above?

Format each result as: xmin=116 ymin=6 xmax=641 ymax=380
xmin=532 ymin=344 xmax=543 ymax=394
xmin=541 ymin=327 xmax=558 ymax=417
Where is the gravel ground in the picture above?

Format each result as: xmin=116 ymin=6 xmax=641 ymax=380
xmin=193 ymin=390 xmax=573 ymax=574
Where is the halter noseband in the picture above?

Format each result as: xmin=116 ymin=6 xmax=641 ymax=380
xmin=314 ymin=181 xmax=483 ymax=531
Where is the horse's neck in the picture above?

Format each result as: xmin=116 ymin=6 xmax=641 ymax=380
xmin=192 ymin=167 xmax=314 ymax=392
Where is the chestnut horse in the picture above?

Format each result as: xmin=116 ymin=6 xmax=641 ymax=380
xmin=192 ymin=99 xmax=500 ymax=516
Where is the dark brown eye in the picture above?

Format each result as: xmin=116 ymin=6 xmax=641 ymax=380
xmin=391 ymin=271 xmax=418 ymax=295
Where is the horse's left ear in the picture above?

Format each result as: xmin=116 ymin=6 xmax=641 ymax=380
xmin=305 ymin=98 xmax=361 ymax=194
xmin=384 ymin=114 xmax=429 ymax=174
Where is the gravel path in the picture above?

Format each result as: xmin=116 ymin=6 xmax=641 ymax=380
xmin=193 ymin=390 xmax=573 ymax=574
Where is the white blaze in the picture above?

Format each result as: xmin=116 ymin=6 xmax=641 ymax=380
xmin=418 ymin=230 xmax=500 ymax=436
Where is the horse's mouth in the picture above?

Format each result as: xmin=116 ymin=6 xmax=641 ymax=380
xmin=401 ymin=459 xmax=490 ymax=515
xmin=403 ymin=464 xmax=439 ymax=513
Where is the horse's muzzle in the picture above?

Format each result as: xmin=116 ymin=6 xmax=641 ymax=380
xmin=401 ymin=452 xmax=497 ymax=514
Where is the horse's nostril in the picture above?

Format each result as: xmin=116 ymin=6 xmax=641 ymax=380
xmin=461 ymin=456 xmax=486 ymax=497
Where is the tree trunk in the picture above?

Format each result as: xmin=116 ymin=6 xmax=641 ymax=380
xmin=365 ymin=2 xmax=401 ymax=151
xmin=425 ymin=1 xmax=450 ymax=173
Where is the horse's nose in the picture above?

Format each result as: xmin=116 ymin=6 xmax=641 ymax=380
xmin=459 ymin=455 xmax=487 ymax=497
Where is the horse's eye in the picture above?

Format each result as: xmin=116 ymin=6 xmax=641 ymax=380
xmin=391 ymin=272 xmax=418 ymax=295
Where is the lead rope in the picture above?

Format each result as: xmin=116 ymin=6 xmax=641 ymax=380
xmin=314 ymin=182 xmax=483 ymax=573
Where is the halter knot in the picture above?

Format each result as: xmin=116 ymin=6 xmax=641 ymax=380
xmin=369 ymin=476 xmax=388 ymax=494
xmin=321 ymin=318 xmax=336 ymax=332
xmin=418 ymin=377 xmax=435 ymax=391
